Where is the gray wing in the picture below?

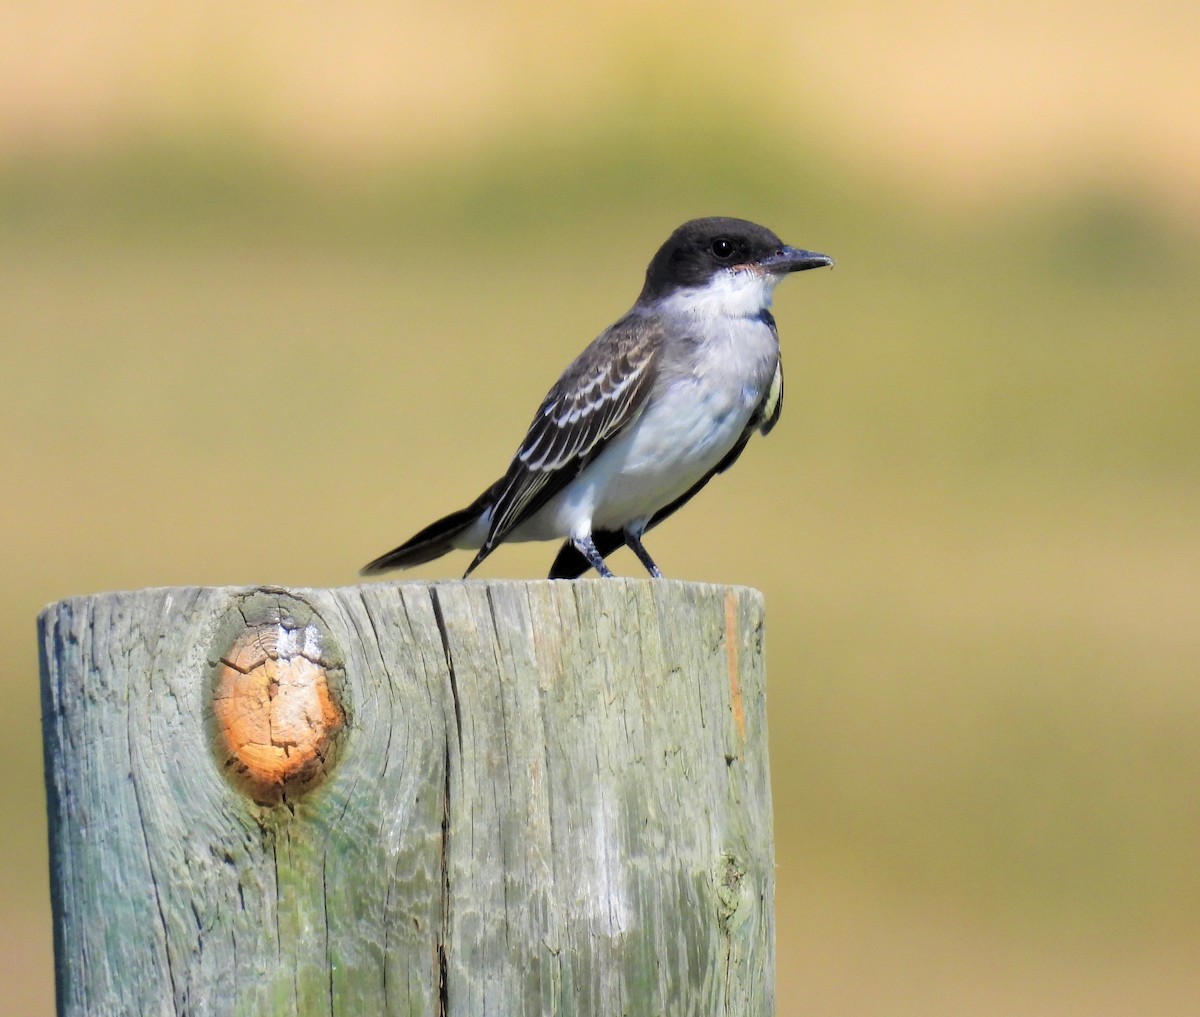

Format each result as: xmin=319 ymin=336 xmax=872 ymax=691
xmin=465 ymin=316 xmax=662 ymax=574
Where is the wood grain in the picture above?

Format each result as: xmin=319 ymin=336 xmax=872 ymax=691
xmin=40 ymin=579 xmax=774 ymax=1016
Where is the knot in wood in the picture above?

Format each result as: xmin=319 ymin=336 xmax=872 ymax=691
xmin=714 ymin=851 xmax=749 ymax=932
xmin=212 ymin=619 xmax=344 ymax=804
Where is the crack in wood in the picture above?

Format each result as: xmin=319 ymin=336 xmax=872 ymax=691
xmin=428 ymin=586 xmax=461 ymax=1017
xmin=437 ymin=735 xmax=452 ymax=1017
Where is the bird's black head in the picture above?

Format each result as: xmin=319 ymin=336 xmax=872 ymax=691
xmin=638 ymin=216 xmax=833 ymax=303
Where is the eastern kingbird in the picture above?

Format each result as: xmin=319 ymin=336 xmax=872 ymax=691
xmin=362 ymin=216 xmax=832 ymax=580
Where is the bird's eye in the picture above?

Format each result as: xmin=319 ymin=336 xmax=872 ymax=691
xmin=710 ymin=238 xmax=736 ymax=260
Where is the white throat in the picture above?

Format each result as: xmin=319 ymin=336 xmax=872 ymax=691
xmin=660 ymin=268 xmax=780 ymax=321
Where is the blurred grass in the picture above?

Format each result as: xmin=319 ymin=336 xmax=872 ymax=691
xmin=3 ymin=121 xmax=1199 ymax=1014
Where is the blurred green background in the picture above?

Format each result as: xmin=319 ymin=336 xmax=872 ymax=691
xmin=3 ymin=2 xmax=1199 ymax=1013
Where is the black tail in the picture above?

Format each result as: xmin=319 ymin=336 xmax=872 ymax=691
xmin=360 ymin=487 xmax=493 ymax=576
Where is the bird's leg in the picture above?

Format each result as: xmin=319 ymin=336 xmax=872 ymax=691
xmin=624 ymin=529 xmax=663 ymax=579
xmin=572 ymin=534 xmax=615 ymax=578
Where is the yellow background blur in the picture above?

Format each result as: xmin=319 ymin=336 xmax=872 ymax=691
xmin=3 ymin=3 xmax=1198 ymax=1013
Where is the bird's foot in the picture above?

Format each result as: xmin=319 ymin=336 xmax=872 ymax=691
xmin=573 ymin=534 xmax=615 ymax=578
xmin=625 ymin=532 xmax=664 ymax=579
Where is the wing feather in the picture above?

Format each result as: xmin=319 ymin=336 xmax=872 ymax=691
xmin=467 ymin=317 xmax=662 ymax=572
xmin=760 ymin=359 xmax=784 ymax=435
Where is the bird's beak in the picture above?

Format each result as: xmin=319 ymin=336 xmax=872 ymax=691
xmin=756 ymin=246 xmax=835 ymax=274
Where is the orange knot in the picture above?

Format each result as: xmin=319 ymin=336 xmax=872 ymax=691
xmin=212 ymin=620 xmax=344 ymax=804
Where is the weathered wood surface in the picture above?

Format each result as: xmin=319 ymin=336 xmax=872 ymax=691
xmin=40 ymin=580 xmax=774 ymax=1016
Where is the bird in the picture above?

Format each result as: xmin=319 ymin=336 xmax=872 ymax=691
xmin=361 ymin=216 xmax=832 ymax=581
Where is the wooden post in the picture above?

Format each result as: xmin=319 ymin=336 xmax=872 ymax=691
xmin=40 ymin=580 xmax=774 ymax=1016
